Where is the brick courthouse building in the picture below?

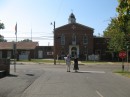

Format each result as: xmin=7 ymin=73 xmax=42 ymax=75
xmin=54 ymin=13 xmax=109 ymax=60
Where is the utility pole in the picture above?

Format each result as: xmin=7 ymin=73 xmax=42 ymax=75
xmin=31 ymin=28 xmax=32 ymax=41
xmin=127 ymin=45 xmax=129 ymax=71
xmin=13 ymin=42 xmax=16 ymax=72
xmin=51 ymin=21 xmax=56 ymax=65
xmin=127 ymin=46 xmax=129 ymax=63
xmin=14 ymin=22 xmax=17 ymax=72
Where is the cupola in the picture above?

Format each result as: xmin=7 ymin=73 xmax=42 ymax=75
xmin=68 ymin=13 xmax=76 ymax=24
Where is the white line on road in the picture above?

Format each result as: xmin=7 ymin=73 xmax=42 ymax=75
xmin=78 ymin=71 xmax=105 ymax=73
xmin=96 ymin=90 xmax=104 ymax=97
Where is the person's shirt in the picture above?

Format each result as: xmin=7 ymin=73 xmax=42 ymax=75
xmin=66 ymin=56 xmax=71 ymax=63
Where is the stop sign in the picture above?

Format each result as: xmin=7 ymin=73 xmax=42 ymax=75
xmin=119 ymin=51 xmax=127 ymax=59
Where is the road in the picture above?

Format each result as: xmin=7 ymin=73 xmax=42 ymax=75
xmin=0 ymin=63 xmax=130 ymax=97
xmin=0 ymin=64 xmax=44 ymax=97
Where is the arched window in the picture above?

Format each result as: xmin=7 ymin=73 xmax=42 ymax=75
xmin=61 ymin=34 xmax=65 ymax=45
xmin=83 ymin=34 xmax=88 ymax=44
xmin=72 ymin=33 xmax=76 ymax=45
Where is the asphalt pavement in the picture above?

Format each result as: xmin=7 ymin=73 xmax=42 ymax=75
xmin=0 ymin=63 xmax=130 ymax=97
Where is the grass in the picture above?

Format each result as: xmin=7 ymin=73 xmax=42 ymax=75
xmin=115 ymin=71 xmax=130 ymax=78
xmin=15 ymin=59 xmax=66 ymax=63
xmin=81 ymin=61 xmax=108 ymax=63
xmin=16 ymin=59 xmax=110 ymax=64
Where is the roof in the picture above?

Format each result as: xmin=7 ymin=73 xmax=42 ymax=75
xmin=55 ymin=22 xmax=94 ymax=31
xmin=94 ymin=36 xmax=110 ymax=39
xmin=69 ymin=13 xmax=75 ymax=19
xmin=0 ymin=42 xmax=39 ymax=50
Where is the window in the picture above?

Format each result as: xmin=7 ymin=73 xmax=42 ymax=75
xmin=47 ymin=52 xmax=53 ymax=55
xmin=83 ymin=34 xmax=88 ymax=44
xmin=7 ymin=51 xmax=11 ymax=58
xmin=21 ymin=51 xmax=29 ymax=55
xmin=72 ymin=33 xmax=76 ymax=45
xmin=61 ymin=34 xmax=65 ymax=45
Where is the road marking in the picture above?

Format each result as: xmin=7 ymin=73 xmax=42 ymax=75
xmin=78 ymin=71 xmax=105 ymax=73
xmin=96 ymin=90 xmax=104 ymax=97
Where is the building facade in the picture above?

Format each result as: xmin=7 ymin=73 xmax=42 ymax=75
xmin=54 ymin=13 xmax=109 ymax=60
xmin=0 ymin=42 xmax=53 ymax=60
xmin=54 ymin=13 xmax=94 ymax=60
xmin=0 ymin=42 xmax=39 ymax=60
xmin=93 ymin=37 xmax=110 ymax=61
xmin=35 ymin=46 xmax=53 ymax=59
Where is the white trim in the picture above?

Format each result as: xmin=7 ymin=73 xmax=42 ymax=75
xmin=69 ymin=45 xmax=79 ymax=58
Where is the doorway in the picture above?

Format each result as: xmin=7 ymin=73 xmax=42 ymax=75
xmin=69 ymin=45 xmax=79 ymax=58
xmin=71 ymin=47 xmax=77 ymax=58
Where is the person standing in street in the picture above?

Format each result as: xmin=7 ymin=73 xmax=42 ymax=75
xmin=65 ymin=54 xmax=71 ymax=72
xmin=73 ymin=55 xmax=79 ymax=72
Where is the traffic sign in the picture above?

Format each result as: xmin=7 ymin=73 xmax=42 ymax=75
xmin=119 ymin=51 xmax=127 ymax=59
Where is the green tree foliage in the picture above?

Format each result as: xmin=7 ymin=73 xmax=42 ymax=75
xmin=20 ymin=39 xmax=32 ymax=42
xmin=0 ymin=35 xmax=7 ymax=42
xmin=116 ymin=0 xmax=130 ymax=46
xmin=104 ymin=0 xmax=130 ymax=52
xmin=0 ymin=22 xmax=4 ymax=29
xmin=116 ymin=0 xmax=130 ymax=30
xmin=104 ymin=18 xmax=124 ymax=52
xmin=0 ymin=21 xmax=6 ymax=42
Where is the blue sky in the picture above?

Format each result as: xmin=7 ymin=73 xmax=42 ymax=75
xmin=0 ymin=0 xmax=118 ymax=46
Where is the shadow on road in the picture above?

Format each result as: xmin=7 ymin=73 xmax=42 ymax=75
xmin=7 ymin=74 xmax=18 ymax=77
xmin=26 ymin=74 xmax=34 ymax=76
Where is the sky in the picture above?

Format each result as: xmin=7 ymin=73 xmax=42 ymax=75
xmin=0 ymin=0 xmax=118 ymax=46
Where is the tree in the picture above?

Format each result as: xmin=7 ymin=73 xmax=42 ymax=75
xmin=104 ymin=0 xmax=130 ymax=52
xmin=0 ymin=22 xmax=5 ymax=29
xmin=0 ymin=35 xmax=7 ymax=42
xmin=0 ymin=21 xmax=6 ymax=42
xmin=116 ymin=0 xmax=130 ymax=49
xmin=103 ymin=0 xmax=130 ymax=61
xmin=20 ymin=39 xmax=32 ymax=42
xmin=104 ymin=18 xmax=124 ymax=52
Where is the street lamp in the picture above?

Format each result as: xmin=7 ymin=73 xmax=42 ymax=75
xmin=51 ymin=21 xmax=56 ymax=65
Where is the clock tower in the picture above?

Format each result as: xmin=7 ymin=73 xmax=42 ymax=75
xmin=68 ymin=13 xmax=76 ymax=24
